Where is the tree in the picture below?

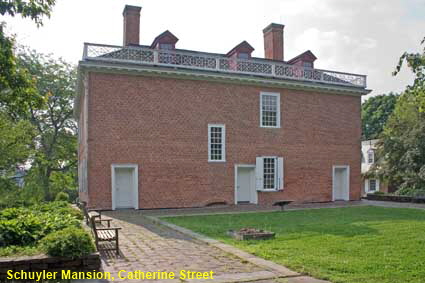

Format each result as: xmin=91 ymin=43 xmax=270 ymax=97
xmin=0 ymin=112 xmax=34 ymax=172
xmin=0 ymin=0 xmax=56 ymax=26
xmin=0 ymin=0 xmax=56 ymax=118
xmin=361 ymin=93 xmax=398 ymax=140
xmin=17 ymin=49 xmax=77 ymax=201
xmin=374 ymin=37 xmax=425 ymax=195
xmin=0 ymin=24 xmax=42 ymax=119
xmin=0 ymin=0 xmax=60 ymax=201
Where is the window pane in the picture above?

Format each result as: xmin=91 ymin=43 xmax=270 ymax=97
xmin=209 ymin=125 xmax=224 ymax=161
xmin=369 ymin=179 xmax=377 ymax=191
xmin=263 ymin=158 xmax=276 ymax=189
xmin=262 ymin=95 xmax=278 ymax=127
xmin=238 ymin=52 xmax=249 ymax=59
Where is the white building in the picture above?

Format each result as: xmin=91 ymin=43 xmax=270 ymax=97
xmin=361 ymin=139 xmax=385 ymax=195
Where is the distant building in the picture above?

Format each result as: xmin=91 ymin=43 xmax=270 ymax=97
xmin=361 ymin=139 xmax=390 ymax=195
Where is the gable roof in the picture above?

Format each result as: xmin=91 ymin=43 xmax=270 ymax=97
xmin=150 ymin=30 xmax=179 ymax=48
xmin=287 ymin=50 xmax=317 ymax=64
xmin=226 ymin=41 xmax=255 ymax=57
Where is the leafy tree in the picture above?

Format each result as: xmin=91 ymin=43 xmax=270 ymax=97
xmin=374 ymin=37 xmax=425 ymax=195
xmin=0 ymin=0 xmax=56 ymax=26
xmin=0 ymin=0 xmax=56 ymax=187
xmin=0 ymin=0 xmax=56 ymax=118
xmin=0 ymin=112 xmax=34 ymax=172
xmin=18 ymin=49 xmax=77 ymax=201
xmin=362 ymin=93 xmax=398 ymax=140
xmin=0 ymin=24 xmax=42 ymax=119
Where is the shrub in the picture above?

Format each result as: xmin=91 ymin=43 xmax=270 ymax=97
xmin=0 ymin=218 xmax=43 ymax=246
xmin=373 ymin=191 xmax=385 ymax=195
xmin=0 ymin=202 xmax=82 ymax=247
xmin=55 ymin=192 xmax=69 ymax=202
xmin=40 ymin=227 xmax=95 ymax=258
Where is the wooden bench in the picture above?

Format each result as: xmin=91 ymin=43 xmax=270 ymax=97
xmin=89 ymin=215 xmax=121 ymax=255
xmin=273 ymin=200 xmax=294 ymax=211
xmin=80 ymin=201 xmax=112 ymax=227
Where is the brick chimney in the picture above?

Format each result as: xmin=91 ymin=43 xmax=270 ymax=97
xmin=263 ymin=23 xmax=285 ymax=61
xmin=123 ymin=5 xmax=141 ymax=46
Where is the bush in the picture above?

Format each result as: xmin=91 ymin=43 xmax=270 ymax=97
xmin=55 ymin=192 xmax=69 ymax=202
xmin=0 ymin=217 xmax=44 ymax=246
xmin=40 ymin=227 xmax=95 ymax=258
xmin=0 ymin=202 xmax=82 ymax=247
xmin=395 ymin=187 xmax=425 ymax=196
xmin=373 ymin=191 xmax=385 ymax=195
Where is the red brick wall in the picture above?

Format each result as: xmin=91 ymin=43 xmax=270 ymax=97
xmin=83 ymin=72 xmax=361 ymax=209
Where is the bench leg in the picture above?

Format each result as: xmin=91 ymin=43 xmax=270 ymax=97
xmin=116 ymin=232 xmax=119 ymax=255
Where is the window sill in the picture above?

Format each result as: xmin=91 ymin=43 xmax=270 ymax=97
xmin=208 ymin=160 xmax=226 ymax=163
xmin=257 ymin=189 xmax=283 ymax=192
xmin=260 ymin=126 xmax=281 ymax=129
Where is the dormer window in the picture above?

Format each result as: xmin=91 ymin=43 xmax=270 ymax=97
xmin=303 ymin=61 xmax=313 ymax=68
xmin=238 ymin=52 xmax=249 ymax=59
xmin=226 ymin=41 xmax=254 ymax=59
xmin=287 ymin=50 xmax=317 ymax=68
xmin=150 ymin=30 xmax=179 ymax=50
xmin=159 ymin=43 xmax=174 ymax=50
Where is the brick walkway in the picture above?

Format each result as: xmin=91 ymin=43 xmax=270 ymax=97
xmin=99 ymin=210 xmax=295 ymax=283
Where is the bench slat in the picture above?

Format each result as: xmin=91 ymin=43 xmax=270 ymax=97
xmin=97 ymin=230 xmax=116 ymax=240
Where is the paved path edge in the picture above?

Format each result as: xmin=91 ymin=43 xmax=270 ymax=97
xmin=145 ymin=215 xmax=305 ymax=280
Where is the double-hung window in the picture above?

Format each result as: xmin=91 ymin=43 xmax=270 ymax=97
xmin=260 ymin=92 xmax=280 ymax=128
xmin=367 ymin=149 xmax=375 ymax=164
xmin=369 ymin=179 xmax=377 ymax=191
xmin=255 ymin=157 xmax=284 ymax=191
xmin=208 ymin=124 xmax=225 ymax=162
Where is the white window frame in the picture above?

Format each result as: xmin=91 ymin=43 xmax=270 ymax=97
xmin=255 ymin=156 xmax=284 ymax=191
xmin=260 ymin=92 xmax=281 ymax=128
xmin=263 ymin=156 xmax=278 ymax=190
xmin=208 ymin=124 xmax=226 ymax=162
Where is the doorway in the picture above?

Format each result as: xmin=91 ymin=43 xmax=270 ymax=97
xmin=111 ymin=164 xmax=138 ymax=210
xmin=332 ymin=165 xmax=350 ymax=201
xmin=235 ymin=165 xmax=257 ymax=204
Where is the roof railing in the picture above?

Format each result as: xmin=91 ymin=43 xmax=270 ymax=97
xmin=82 ymin=43 xmax=367 ymax=88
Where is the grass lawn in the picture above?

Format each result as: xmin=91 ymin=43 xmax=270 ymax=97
xmin=163 ymin=206 xmax=425 ymax=283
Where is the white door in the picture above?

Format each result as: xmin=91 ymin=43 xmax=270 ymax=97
xmin=236 ymin=167 xmax=256 ymax=204
xmin=333 ymin=166 xmax=349 ymax=201
xmin=115 ymin=168 xmax=134 ymax=208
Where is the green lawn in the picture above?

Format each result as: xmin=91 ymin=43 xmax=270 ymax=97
xmin=163 ymin=206 xmax=425 ymax=283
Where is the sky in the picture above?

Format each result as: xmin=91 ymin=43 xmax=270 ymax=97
xmin=3 ymin=0 xmax=425 ymax=99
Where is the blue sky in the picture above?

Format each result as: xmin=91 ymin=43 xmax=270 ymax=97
xmin=3 ymin=0 xmax=425 ymax=99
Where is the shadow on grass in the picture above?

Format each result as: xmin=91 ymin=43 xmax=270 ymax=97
xmin=163 ymin=206 xmax=425 ymax=239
